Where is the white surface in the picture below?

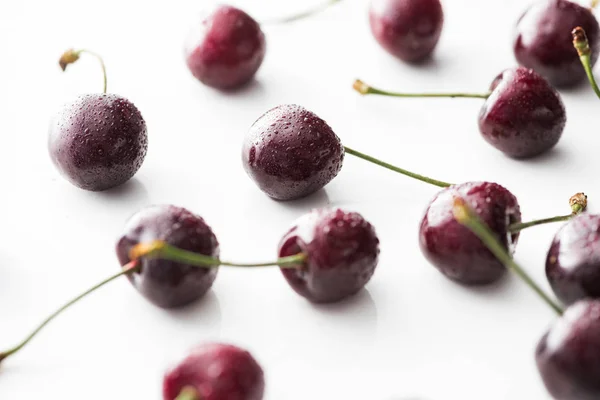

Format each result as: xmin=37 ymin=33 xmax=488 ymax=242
xmin=0 ymin=0 xmax=597 ymax=398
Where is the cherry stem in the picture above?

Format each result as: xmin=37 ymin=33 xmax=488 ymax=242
xmin=453 ymin=197 xmax=563 ymax=316
xmin=592 ymin=0 xmax=599 ymax=9
xmin=129 ymin=241 xmax=307 ymax=269
xmin=353 ymin=79 xmax=491 ymax=99
xmin=175 ymin=387 xmax=201 ymax=400
xmin=343 ymin=146 xmax=452 ymax=188
xmin=262 ymin=0 xmax=342 ymax=25
xmin=573 ymin=27 xmax=600 ymax=99
xmin=59 ymin=49 xmax=107 ymax=93
xmin=508 ymin=192 xmax=587 ymax=233
xmin=0 ymin=261 xmax=139 ymax=365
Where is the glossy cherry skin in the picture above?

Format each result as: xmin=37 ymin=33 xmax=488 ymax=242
xmin=242 ymin=104 xmax=344 ymax=201
xmin=546 ymin=214 xmax=600 ymax=306
xmin=369 ymin=0 xmax=444 ymax=62
xmin=278 ymin=208 xmax=380 ymax=303
xmin=48 ymin=94 xmax=148 ymax=191
xmin=514 ymin=0 xmax=600 ymax=87
xmin=163 ymin=343 xmax=264 ymax=400
xmin=478 ymin=67 xmax=566 ymax=159
xmin=185 ymin=5 xmax=266 ymax=90
xmin=536 ymin=300 xmax=600 ymax=400
xmin=116 ymin=205 xmax=219 ymax=309
xmin=419 ymin=182 xmax=521 ymax=285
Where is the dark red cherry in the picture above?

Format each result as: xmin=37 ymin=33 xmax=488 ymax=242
xmin=514 ymin=0 xmax=600 ymax=87
xmin=546 ymin=214 xmax=600 ymax=306
xmin=242 ymin=104 xmax=344 ymax=201
xmin=419 ymin=182 xmax=521 ymax=285
xmin=478 ymin=67 xmax=566 ymax=159
xmin=185 ymin=5 xmax=266 ymax=90
xmin=163 ymin=343 xmax=264 ymax=400
xmin=278 ymin=208 xmax=380 ymax=303
xmin=536 ymin=300 xmax=600 ymax=400
xmin=48 ymin=93 xmax=148 ymax=191
xmin=369 ymin=0 xmax=444 ymax=62
xmin=116 ymin=205 xmax=219 ymax=309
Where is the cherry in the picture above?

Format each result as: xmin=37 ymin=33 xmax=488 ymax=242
xmin=116 ymin=205 xmax=220 ymax=309
xmin=185 ymin=5 xmax=266 ymax=90
xmin=163 ymin=343 xmax=264 ymax=400
xmin=278 ymin=208 xmax=380 ymax=303
xmin=514 ymin=0 xmax=600 ymax=87
xmin=420 ymin=182 xmax=522 ymax=285
xmin=354 ymin=66 xmax=566 ymax=159
xmin=536 ymin=300 xmax=600 ymax=400
xmin=546 ymin=211 xmax=600 ymax=307
xmin=49 ymin=50 xmax=148 ymax=191
xmin=369 ymin=0 xmax=444 ymax=62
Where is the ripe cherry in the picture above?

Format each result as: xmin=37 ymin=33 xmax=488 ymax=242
xmin=514 ymin=0 xmax=600 ymax=87
xmin=369 ymin=0 xmax=444 ymax=62
xmin=163 ymin=343 xmax=265 ymax=400
xmin=278 ymin=208 xmax=380 ymax=303
xmin=354 ymin=66 xmax=566 ymax=159
xmin=49 ymin=50 xmax=148 ymax=191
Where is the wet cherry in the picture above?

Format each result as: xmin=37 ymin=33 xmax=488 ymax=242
xmin=536 ymin=300 xmax=600 ymax=400
xmin=278 ymin=208 xmax=380 ymax=303
xmin=116 ymin=205 xmax=220 ymax=309
xmin=514 ymin=0 xmax=600 ymax=87
xmin=355 ymin=66 xmax=566 ymax=159
xmin=242 ymin=104 xmax=344 ymax=201
xmin=546 ymin=212 xmax=600 ymax=306
xmin=369 ymin=0 xmax=444 ymax=62
xmin=163 ymin=343 xmax=265 ymax=400
xmin=50 ymin=50 xmax=148 ymax=191
xmin=185 ymin=5 xmax=266 ymax=90
xmin=420 ymin=182 xmax=521 ymax=285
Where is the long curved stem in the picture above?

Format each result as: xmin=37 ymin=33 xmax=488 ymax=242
xmin=59 ymin=49 xmax=107 ymax=93
xmin=343 ymin=146 xmax=452 ymax=188
xmin=262 ymin=0 xmax=342 ymax=25
xmin=353 ymin=79 xmax=491 ymax=99
xmin=453 ymin=198 xmax=563 ymax=315
xmin=573 ymin=27 xmax=600 ymax=99
xmin=508 ymin=192 xmax=587 ymax=233
xmin=129 ymin=241 xmax=307 ymax=269
xmin=0 ymin=261 xmax=139 ymax=365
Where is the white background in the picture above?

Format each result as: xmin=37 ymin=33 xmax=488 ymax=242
xmin=0 ymin=0 xmax=597 ymax=398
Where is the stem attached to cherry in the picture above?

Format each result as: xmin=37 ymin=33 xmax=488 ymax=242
xmin=353 ymin=79 xmax=491 ymax=99
xmin=0 ymin=260 xmax=140 ymax=365
xmin=343 ymin=146 xmax=453 ymax=188
xmin=176 ymin=387 xmax=201 ymax=400
xmin=573 ymin=27 xmax=600 ymax=99
xmin=592 ymin=0 xmax=599 ymax=10
xmin=0 ymin=246 xmax=306 ymax=366
xmin=59 ymin=49 xmax=108 ymax=94
xmin=453 ymin=197 xmax=564 ymax=315
xmin=262 ymin=0 xmax=342 ymax=25
xmin=508 ymin=192 xmax=587 ymax=233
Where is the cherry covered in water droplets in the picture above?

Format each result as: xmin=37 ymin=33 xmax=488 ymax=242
xmin=163 ymin=343 xmax=265 ymax=400
xmin=185 ymin=5 xmax=266 ymax=90
xmin=514 ymin=0 xmax=600 ymax=87
xmin=369 ymin=0 xmax=444 ymax=62
xmin=278 ymin=208 xmax=380 ymax=303
xmin=49 ymin=93 xmax=148 ymax=191
xmin=242 ymin=104 xmax=344 ymax=201
xmin=116 ymin=205 xmax=219 ymax=309
xmin=419 ymin=182 xmax=521 ymax=285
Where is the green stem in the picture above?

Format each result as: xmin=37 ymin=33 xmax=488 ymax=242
xmin=262 ymin=0 xmax=342 ymax=24
xmin=573 ymin=27 xmax=600 ymax=99
xmin=343 ymin=146 xmax=452 ymax=188
xmin=175 ymin=387 xmax=201 ymax=400
xmin=59 ymin=49 xmax=107 ymax=93
xmin=0 ymin=261 xmax=139 ymax=365
xmin=353 ymin=79 xmax=490 ymax=99
xmin=131 ymin=241 xmax=307 ymax=269
xmin=453 ymin=198 xmax=563 ymax=316
xmin=509 ymin=214 xmax=572 ymax=233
